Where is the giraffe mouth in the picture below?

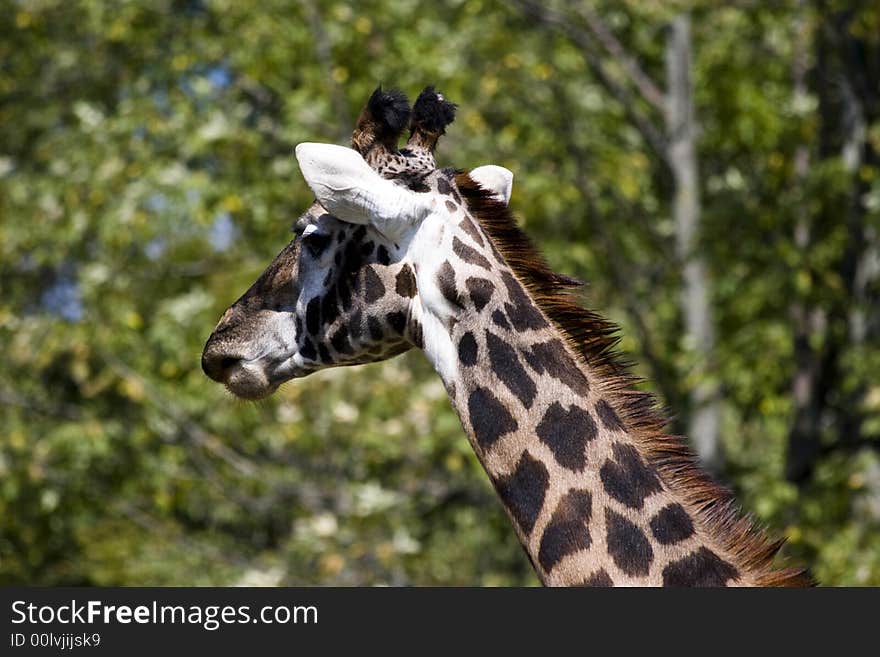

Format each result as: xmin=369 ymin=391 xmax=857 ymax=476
xmin=225 ymin=352 xmax=316 ymax=400
xmin=223 ymin=358 xmax=280 ymax=400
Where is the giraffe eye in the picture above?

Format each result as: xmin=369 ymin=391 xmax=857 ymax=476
xmin=303 ymin=231 xmax=332 ymax=258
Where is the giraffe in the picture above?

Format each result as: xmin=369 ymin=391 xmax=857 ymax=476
xmin=201 ymin=86 xmax=811 ymax=586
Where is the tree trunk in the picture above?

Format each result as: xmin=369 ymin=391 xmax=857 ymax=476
xmin=666 ymin=15 xmax=722 ymax=472
xmin=786 ymin=7 xmax=879 ymax=482
xmin=785 ymin=6 xmax=825 ymax=484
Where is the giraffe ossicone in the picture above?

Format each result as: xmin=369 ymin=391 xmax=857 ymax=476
xmin=202 ymin=85 xmax=811 ymax=587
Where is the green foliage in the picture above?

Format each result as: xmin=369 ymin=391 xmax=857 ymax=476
xmin=1 ymin=0 xmax=878 ymax=585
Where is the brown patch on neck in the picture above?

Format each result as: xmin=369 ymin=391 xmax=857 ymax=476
xmin=454 ymin=172 xmax=812 ymax=587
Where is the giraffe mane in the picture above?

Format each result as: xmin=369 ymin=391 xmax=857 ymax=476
xmin=454 ymin=171 xmax=813 ymax=587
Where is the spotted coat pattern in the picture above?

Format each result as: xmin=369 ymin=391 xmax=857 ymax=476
xmin=204 ymin=86 xmax=769 ymax=587
xmin=378 ymin=166 xmax=747 ymax=586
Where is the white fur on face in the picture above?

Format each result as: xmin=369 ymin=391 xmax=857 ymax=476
xmin=291 ymin=144 xmax=517 ymax=385
xmin=404 ymin=213 xmax=459 ymax=381
xmin=211 ymin=147 xmax=522 ymax=400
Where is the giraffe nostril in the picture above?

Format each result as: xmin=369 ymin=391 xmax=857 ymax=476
xmin=201 ymin=348 xmax=243 ymax=383
xmin=219 ymin=356 xmax=241 ymax=371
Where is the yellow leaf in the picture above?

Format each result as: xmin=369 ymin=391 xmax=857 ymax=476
xmin=480 ymin=75 xmax=499 ymax=95
xmin=464 ymin=110 xmax=486 ymax=132
xmin=8 ymin=430 xmax=25 ymax=451
xmin=172 ymin=54 xmax=191 ymax=72
xmin=533 ymin=63 xmax=553 ymax=80
xmin=376 ymin=542 xmax=394 ymax=563
xmin=445 ymin=452 xmax=463 ymax=472
xmin=70 ymin=358 xmax=90 ymax=384
xmin=154 ymin=490 xmax=172 ymax=512
xmin=768 ymin=152 xmax=784 ymax=171
xmin=319 ymin=554 xmax=345 ymax=576
xmin=108 ymin=19 xmax=128 ymax=42
xmin=125 ymin=311 xmax=143 ymax=330
xmin=795 ymin=269 xmax=811 ymax=295
xmin=355 ymin=17 xmax=372 ymax=34
xmin=119 ymin=377 xmax=144 ymax=402
xmin=222 ymin=194 xmax=243 ymax=213
xmin=617 ymin=172 xmax=639 ymax=201
xmin=784 ymin=525 xmax=802 ymax=543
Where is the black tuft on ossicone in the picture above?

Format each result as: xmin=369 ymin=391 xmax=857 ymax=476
xmin=367 ymin=86 xmax=412 ymax=136
xmin=411 ymin=85 xmax=457 ymax=135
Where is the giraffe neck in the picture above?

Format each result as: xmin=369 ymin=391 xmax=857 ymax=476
xmin=409 ymin=171 xmax=805 ymax=587
xmin=426 ymin=280 xmax=748 ymax=586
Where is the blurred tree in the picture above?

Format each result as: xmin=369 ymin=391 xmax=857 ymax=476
xmin=515 ymin=1 xmax=724 ymax=471
xmin=786 ymin=3 xmax=880 ymax=486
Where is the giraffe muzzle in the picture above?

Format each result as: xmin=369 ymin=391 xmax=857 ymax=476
xmin=202 ymin=336 xmax=280 ymax=400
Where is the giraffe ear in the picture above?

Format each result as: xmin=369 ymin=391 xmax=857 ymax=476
xmin=295 ymin=142 xmax=433 ymax=234
xmin=469 ymin=165 xmax=513 ymax=205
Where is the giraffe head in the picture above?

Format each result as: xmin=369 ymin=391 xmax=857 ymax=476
xmin=201 ymin=87 xmax=512 ymax=399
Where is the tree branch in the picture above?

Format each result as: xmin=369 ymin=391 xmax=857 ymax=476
xmin=574 ymin=2 xmax=666 ymax=113
xmin=540 ymin=80 xmax=683 ymax=420
xmin=0 ymin=386 xmax=81 ymax=421
xmin=300 ymin=0 xmax=350 ymax=143
xmin=101 ymin=353 xmax=260 ymax=478
xmin=513 ymin=0 xmax=670 ymax=166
